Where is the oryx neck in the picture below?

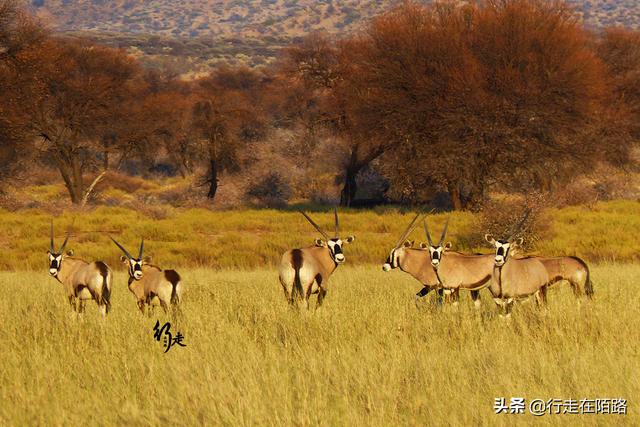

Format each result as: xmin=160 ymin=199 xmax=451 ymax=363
xmin=53 ymin=257 xmax=84 ymax=284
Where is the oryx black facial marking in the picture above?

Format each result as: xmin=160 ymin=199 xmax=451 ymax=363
xmin=110 ymin=236 xmax=145 ymax=281
xmin=326 ymin=238 xmax=345 ymax=264
xmin=383 ymin=247 xmax=399 ymax=271
xmin=382 ymin=213 xmax=421 ymax=272
xmin=422 ymin=218 xmax=449 ymax=268
xmin=47 ymin=220 xmax=70 ymax=277
xmin=493 ymin=240 xmax=511 ymax=267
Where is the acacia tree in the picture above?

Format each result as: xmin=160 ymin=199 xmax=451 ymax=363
xmin=0 ymin=0 xmax=45 ymax=184
xmin=23 ymin=39 xmax=143 ymax=204
xmin=349 ymin=0 xmax=627 ymax=209
xmin=280 ymin=33 xmax=398 ymax=206
xmin=192 ymin=67 xmax=265 ymax=200
xmin=597 ymin=29 xmax=640 ymax=142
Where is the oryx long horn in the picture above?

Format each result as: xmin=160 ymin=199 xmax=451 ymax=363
xmin=59 ymin=233 xmax=70 ymax=254
xmin=508 ymin=209 xmax=531 ymax=241
xmin=50 ymin=220 xmax=55 ymax=252
xmin=299 ymin=210 xmax=330 ymax=241
xmin=334 ymin=206 xmax=339 ymax=238
xmin=423 ymin=219 xmax=434 ymax=246
xmin=59 ymin=218 xmax=75 ymax=253
xmin=138 ymin=238 xmax=144 ymax=259
xmin=438 ymin=218 xmax=449 ymax=246
xmin=110 ymin=236 xmax=133 ymax=260
xmin=395 ymin=212 xmax=421 ymax=249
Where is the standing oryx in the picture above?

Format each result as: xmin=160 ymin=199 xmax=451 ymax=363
xmin=110 ymin=237 xmax=183 ymax=317
xmin=495 ymin=240 xmax=593 ymax=304
xmin=47 ymin=222 xmax=112 ymax=317
xmin=419 ymin=218 xmax=495 ymax=308
xmin=484 ymin=234 xmax=549 ymax=316
xmin=382 ymin=214 xmax=472 ymax=307
xmin=278 ymin=208 xmax=355 ymax=309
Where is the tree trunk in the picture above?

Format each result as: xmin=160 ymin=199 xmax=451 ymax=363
xmin=207 ymin=137 xmax=218 ymax=199
xmin=339 ymin=165 xmax=358 ymax=207
xmin=449 ymin=183 xmax=463 ymax=211
xmin=207 ymin=158 xmax=218 ymax=199
xmin=58 ymin=156 xmax=84 ymax=204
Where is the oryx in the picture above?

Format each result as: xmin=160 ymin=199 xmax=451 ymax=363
xmin=278 ymin=208 xmax=355 ymax=309
xmin=381 ymin=214 xmax=474 ymax=307
xmin=110 ymin=237 xmax=183 ymax=316
xmin=484 ymin=233 xmax=549 ymax=316
xmin=419 ymin=218 xmax=495 ymax=308
xmin=47 ymin=222 xmax=112 ymax=317
xmin=497 ymin=242 xmax=593 ymax=304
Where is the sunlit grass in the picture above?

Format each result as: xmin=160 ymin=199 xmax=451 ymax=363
xmin=0 ymin=265 xmax=637 ymax=425
xmin=0 ymin=200 xmax=637 ymax=270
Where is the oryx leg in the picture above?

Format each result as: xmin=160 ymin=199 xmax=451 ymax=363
xmin=304 ymin=285 xmax=313 ymax=311
xmin=414 ymin=286 xmax=432 ymax=308
xmin=435 ymin=288 xmax=446 ymax=307
xmin=137 ymin=299 xmax=146 ymax=314
xmin=314 ymin=275 xmax=326 ymax=309
xmin=316 ymin=288 xmax=327 ymax=308
xmin=450 ymin=289 xmax=460 ymax=308
xmin=159 ymin=298 xmax=169 ymax=314
xmin=535 ymin=285 xmax=548 ymax=308
xmin=569 ymin=279 xmax=583 ymax=298
xmin=279 ymin=277 xmax=292 ymax=305
xmin=470 ymin=290 xmax=481 ymax=309
xmin=505 ymin=298 xmax=514 ymax=318
xmin=76 ymin=299 xmax=86 ymax=314
xmin=98 ymin=303 xmax=108 ymax=318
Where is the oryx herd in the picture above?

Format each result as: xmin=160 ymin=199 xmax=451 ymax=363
xmin=47 ymin=222 xmax=182 ymax=318
xmin=281 ymin=209 xmax=593 ymax=316
xmin=47 ymin=208 xmax=591 ymax=319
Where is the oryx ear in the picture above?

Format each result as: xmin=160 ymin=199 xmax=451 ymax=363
xmin=120 ymin=255 xmax=128 ymax=263
xmin=65 ymin=249 xmax=74 ymax=256
xmin=345 ymin=235 xmax=355 ymax=244
xmin=314 ymin=238 xmax=325 ymax=247
xmin=444 ymin=242 xmax=452 ymax=251
xmin=46 ymin=250 xmax=51 ymax=256
xmin=514 ymin=237 xmax=524 ymax=246
xmin=484 ymin=234 xmax=495 ymax=245
xmin=419 ymin=242 xmax=428 ymax=249
xmin=403 ymin=239 xmax=413 ymax=248
xmin=142 ymin=255 xmax=152 ymax=264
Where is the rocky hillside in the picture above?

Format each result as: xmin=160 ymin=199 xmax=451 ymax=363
xmin=32 ymin=0 xmax=640 ymax=39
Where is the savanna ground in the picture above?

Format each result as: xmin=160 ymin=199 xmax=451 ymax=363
xmin=0 ymin=201 xmax=638 ymax=425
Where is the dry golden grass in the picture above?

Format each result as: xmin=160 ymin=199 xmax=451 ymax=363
xmin=0 ymin=264 xmax=637 ymax=425
xmin=0 ymin=199 xmax=638 ymax=270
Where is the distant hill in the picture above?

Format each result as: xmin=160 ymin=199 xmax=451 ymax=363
xmin=32 ymin=0 xmax=640 ymax=39
xmin=31 ymin=0 xmax=640 ymax=76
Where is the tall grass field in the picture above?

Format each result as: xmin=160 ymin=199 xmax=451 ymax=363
xmin=0 ymin=266 xmax=637 ymax=425
xmin=0 ymin=201 xmax=638 ymax=425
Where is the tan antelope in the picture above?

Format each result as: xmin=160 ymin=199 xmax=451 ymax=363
xmin=382 ymin=214 xmax=471 ymax=307
xmin=278 ymin=208 xmax=355 ymax=309
xmin=419 ymin=218 xmax=495 ymax=308
xmin=47 ymin=222 xmax=112 ymax=317
xmin=502 ymin=243 xmax=593 ymax=305
xmin=110 ymin=237 xmax=183 ymax=316
xmin=484 ymin=233 xmax=549 ymax=316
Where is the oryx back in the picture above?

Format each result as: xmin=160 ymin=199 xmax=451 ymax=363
xmin=537 ymin=256 xmax=592 ymax=297
xmin=437 ymin=252 xmax=494 ymax=290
